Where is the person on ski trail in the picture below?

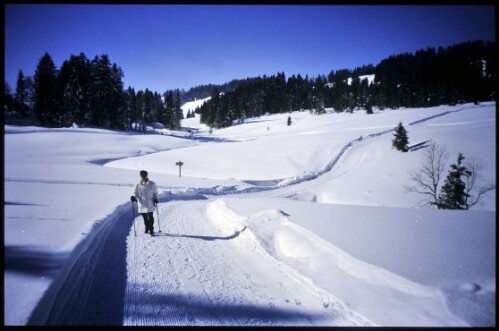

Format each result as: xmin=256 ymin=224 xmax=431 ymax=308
xmin=131 ymin=170 xmax=158 ymax=235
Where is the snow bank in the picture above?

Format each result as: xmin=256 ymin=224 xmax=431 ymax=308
xmin=204 ymin=199 xmax=471 ymax=326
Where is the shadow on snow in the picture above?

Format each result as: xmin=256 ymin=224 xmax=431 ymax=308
xmin=124 ymin=289 xmax=330 ymax=326
xmin=28 ymin=204 xmax=132 ymax=326
xmin=154 ymin=226 xmax=247 ymax=241
xmin=4 ymin=245 xmax=69 ymax=277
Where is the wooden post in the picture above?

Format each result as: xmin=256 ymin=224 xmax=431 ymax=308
xmin=175 ymin=161 xmax=184 ymax=177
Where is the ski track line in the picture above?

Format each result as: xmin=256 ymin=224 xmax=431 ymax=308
xmin=27 ymin=203 xmax=132 ymax=325
xmin=197 ymin=105 xmax=475 ymax=197
xmin=25 ymin=106 xmax=475 ymax=325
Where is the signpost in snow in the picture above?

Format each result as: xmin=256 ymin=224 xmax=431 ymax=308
xmin=176 ymin=161 xmax=184 ymax=177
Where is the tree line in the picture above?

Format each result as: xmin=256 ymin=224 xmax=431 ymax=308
xmin=5 ymin=40 xmax=495 ymax=131
xmin=5 ymin=52 xmax=183 ymax=131
xmin=174 ymin=77 xmax=260 ymax=104
xmin=198 ymin=40 xmax=495 ymax=129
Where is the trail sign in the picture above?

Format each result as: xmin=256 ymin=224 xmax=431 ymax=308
xmin=175 ymin=161 xmax=184 ymax=177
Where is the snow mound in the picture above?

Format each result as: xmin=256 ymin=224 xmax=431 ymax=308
xmin=205 ymin=199 xmax=247 ymax=237
xmin=204 ymin=199 xmax=468 ymax=326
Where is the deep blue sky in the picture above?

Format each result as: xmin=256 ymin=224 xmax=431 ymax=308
xmin=5 ymin=4 xmax=495 ymax=94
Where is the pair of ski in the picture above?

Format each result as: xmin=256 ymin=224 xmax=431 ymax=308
xmin=131 ymin=201 xmax=162 ymax=237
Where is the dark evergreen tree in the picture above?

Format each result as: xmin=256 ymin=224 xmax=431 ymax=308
xmin=135 ymin=90 xmax=146 ymax=132
xmin=231 ymin=90 xmax=243 ymax=121
xmin=392 ymin=122 xmax=409 ymax=152
xmin=287 ymin=74 xmax=300 ymax=111
xmin=4 ymin=83 xmax=15 ymax=115
xmin=288 ymin=74 xmax=310 ymax=111
xmin=365 ymin=100 xmax=373 ymax=114
xmin=349 ymin=77 xmax=361 ymax=112
xmin=57 ymin=53 xmax=92 ymax=126
xmin=153 ymin=91 xmax=165 ymax=127
xmin=438 ymin=153 xmax=471 ymax=209
xmin=217 ymin=93 xmax=231 ymax=128
xmin=311 ymin=76 xmax=326 ymax=114
xmin=161 ymin=91 xmax=173 ymax=130
xmin=357 ymin=77 xmax=371 ymax=111
xmin=15 ymin=70 xmax=28 ymax=118
xmin=327 ymin=69 xmax=352 ymax=112
xmin=109 ymin=63 xmax=125 ymax=129
xmin=200 ymin=88 xmax=221 ymax=128
xmin=142 ymin=89 xmax=154 ymax=129
xmin=34 ymin=52 xmax=59 ymax=127
xmin=168 ymin=91 xmax=177 ymax=129
xmin=161 ymin=90 xmax=182 ymax=130
xmin=124 ymin=87 xmax=137 ymax=130
xmin=173 ymin=90 xmax=183 ymax=130
xmin=89 ymin=55 xmax=125 ymax=129
xmin=275 ymin=72 xmax=289 ymax=113
xmin=24 ymin=76 xmax=35 ymax=115
xmin=58 ymin=60 xmax=72 ymax=124
xmin=89 ymin=55 xmax=111 ymax=127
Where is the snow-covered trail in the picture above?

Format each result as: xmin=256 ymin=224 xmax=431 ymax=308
xmin=123 ymin=200 xmax=372 ymax=326
xmin=239 ymin=104 xmax=480 ymax=203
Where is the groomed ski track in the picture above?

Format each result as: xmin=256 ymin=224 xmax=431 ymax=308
xmin=124 ymin=200 xmax=371 ymax=326
xmin=27 ymin=105 xmax=478 ymax=326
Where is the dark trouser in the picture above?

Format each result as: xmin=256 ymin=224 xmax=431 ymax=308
xmin=141 ymin=212 xmax=154 ymax=233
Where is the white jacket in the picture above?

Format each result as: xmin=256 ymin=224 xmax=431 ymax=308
xmin=134 ymin=180 xmax=158 ymax=213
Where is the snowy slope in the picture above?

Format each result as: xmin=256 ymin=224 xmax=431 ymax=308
xmin=4 ymin=102 xmax=496 ymax=326
xmin=180 ymin=96 xmax=210 ymax=119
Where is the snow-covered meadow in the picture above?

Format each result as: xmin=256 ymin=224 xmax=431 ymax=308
xmin=4 ymin=101 xmax=495 ymax=326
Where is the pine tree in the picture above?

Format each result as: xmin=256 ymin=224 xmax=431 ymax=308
xmin=365 ymin=100 xmax=373 ymax=114
xmin=124 ymin=87 xmax=137 ymax=130
xmin=438 ymin=153 xmax=471 ymax=209
xmin=90 ymin=55 xmax=113 ymax=127
xmin=142 ymin=89 xmax=154 ymax=128
xmin=173 ymin=90 xmax=183 ymax=129
xmin=58 ymin=54 xmax=92 ymax=127
xmin=109 ymin=63 xmax=125 ymax=130
xmin=4 ymin=82 xmax=15 ymax=114
xmin=89 ymin=54 xmax=125 ymax=129
xmin=217 ymin=94 xmax=231 ymax=128
xmin=208 ymin=88 xmax=221 ymax=128
xmin=392 ymin=122 xmax=409 ymax=152
xmin=15 ymin=70 xmax=28 ymax=117
xmin=163 ymin=91 xmax=175 ymax=130
xmin=135 ymin=90 xmax=146 ymax=132
xmin=153 ymin=91 xmax=165 ymax=128
xmin=34 ymin=52 xmax=59 ymax=127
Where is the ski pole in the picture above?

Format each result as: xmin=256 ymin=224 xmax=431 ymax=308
xmin=131 ymin=201 xmax=136 ymax=237
xmin=156 ymin=204 xmax=162 ymax=233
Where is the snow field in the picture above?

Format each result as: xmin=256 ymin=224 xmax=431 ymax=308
xmin=4 ymin=102 xmax=495 ymax=326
